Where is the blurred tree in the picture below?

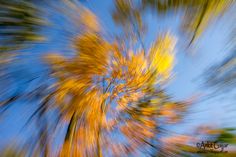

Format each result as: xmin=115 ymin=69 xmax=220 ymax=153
xmin=112 ymin=0 xmax=233 ymax=47
xmin=0 ymin=0 xmax=46 ymax=52
xmin=112 ymin=0 xmax=145 ymax=48
xmin=0 ymin=2 xmax=190 ymax=156
xmin=205 ymin=52 xmax=236 ymax=91
xmin=141 ymin=0 xmax=233 ymax=46
xmin=44 ymin=13 xmax=189 ymax=156
xmin=0 ymin=146 xmax=26 ymax=157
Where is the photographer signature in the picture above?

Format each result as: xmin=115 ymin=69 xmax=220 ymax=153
xmin=196 ymin=141 xmax=228 ymax=153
